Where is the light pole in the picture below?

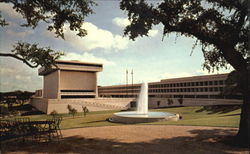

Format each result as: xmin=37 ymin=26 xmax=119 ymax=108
xmin=126 ymin=69 xmax=128 ymax=97
xmin=131 ymin=69 xmax=133 ymax=98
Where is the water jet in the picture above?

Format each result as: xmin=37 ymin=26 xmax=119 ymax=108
xmin=110 ymin=82 xmax=179 ymax=123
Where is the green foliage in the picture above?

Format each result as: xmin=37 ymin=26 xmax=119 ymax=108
xmin=82 ymin=106 xmax=89 ymax=117
xmin=0 ymin=0 xmax=95 ymax=69
xmin=0 ymin=105 xmax=9 ymax=117
xmin=0 ymin=91 xmax=34 ymax=108
xmin=67 ymin=105 xmax=77 ymax=118
xmin=178 ymin=98 xmax=183 ymax=105
xmin=11 ymin=42 xmax=64 ymax=69
xmin=0 ymin=106 xmax=240 ymax=129
xmin=167 ymin=98 xmax=174 ymax=105
xmin=50 ymin=110 xmax=59 ymax=117
xmin=120 ymin=1 xmax=249 ymax=145
xmin=0 ymin=12 xmax=8 ymax=27
xmin=2 ymin=0 xmax=96 ymax=39
xmin=120 ymin=0 xmax=249 ymax=72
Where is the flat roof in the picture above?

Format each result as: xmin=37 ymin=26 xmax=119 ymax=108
xmin=98 ymin=73 xmax=229 ymax=88
xmin=56 ymin=60 xmax=103 ymax=67
xmin=39 ymin=60 xmax=103 ymax=76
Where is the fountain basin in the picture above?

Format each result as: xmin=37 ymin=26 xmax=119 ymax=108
xmin=110 ymin=111 xmax=179 ymax=124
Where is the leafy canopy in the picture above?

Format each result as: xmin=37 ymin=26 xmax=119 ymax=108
xmin=120 ymin=0 xmax=249 ymax=72
xmin=0 ymin=0 xmax=95 ymax=68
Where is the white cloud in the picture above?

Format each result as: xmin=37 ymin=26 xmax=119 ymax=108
xmin=112 ymin=17 xmax=159 ymax=37
xmin=195 ymin=68 xmax=232 ymax=75
xmin=0 ymin=64 xmax=42 ymax=92
xmin=160 ymin=72 xmax=194 ymax=79
xmin=50 ymin=22 xmax=130 ymax=51
xmin=6 ymin=29 xmax=33 ymax=38
xmin=60 ymin=52 xmax=115 ymax=66
xmin=148 ymin=30 xmax=158 ymax=37
xmin=0 ymin=3 xmax=22 ymax=19
xmin=0 ymin=67 xmax=15 ymax=74
xmin=112 ymin=17 xmax=130 ymax=28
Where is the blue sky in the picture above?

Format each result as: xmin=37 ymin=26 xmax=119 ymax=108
xmin=0 ymin=1 xmax=231 ymax=92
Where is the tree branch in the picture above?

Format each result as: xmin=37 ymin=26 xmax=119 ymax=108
xmin=0 ymin=52 xmax=38 ymax=68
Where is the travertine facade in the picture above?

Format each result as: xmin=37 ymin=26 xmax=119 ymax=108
xmin=38 ymin=60 xmax=102 ymax=99
xmin=31 ymin=60 xmax=135 ymax=114
xmin=98 ymin=73 xmax=242 ymax=108
xmin=31 ymin=60 xmax=242 ymax=114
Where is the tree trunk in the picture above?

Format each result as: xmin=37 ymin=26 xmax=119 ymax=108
xmin=237 ymin=99 xmax=250 ymax=147
xmin=236 ymin=69 xmax=250 ymax=147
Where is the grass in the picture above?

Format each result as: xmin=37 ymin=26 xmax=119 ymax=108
xmin=1 ymin=106 xmax=241 ymax=129
xmin=146 ymin=106 xmax=240 ymax=127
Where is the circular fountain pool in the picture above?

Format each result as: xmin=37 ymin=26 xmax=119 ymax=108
xmin=110 ymin=111 xmax=179 ymax=124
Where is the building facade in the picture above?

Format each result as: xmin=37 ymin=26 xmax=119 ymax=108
xmin=38 ymin=60 xmax=103 ymax=99
xmin=31 ymin=60 xmax=133 ymax=114
xmin=31 ymin=60 xmax=242 ymax=114
xmin=98 ymin=73 xmax=242 ymax=108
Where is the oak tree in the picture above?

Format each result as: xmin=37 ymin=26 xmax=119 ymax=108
xmin=0 ymin=0 xmax=95 ymax=68
xmin=120 ymin=0 xmax=249 ymax=147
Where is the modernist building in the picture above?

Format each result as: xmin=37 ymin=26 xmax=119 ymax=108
xmin=38 ymin=60 xmax=103 ymax=99
xmin=31 ymin=60 xmax=133 ymax=114
xmin=98 ymin=73 xmax=242 ymax=108
xmin=31 ymin=60 xmax=242 ymax=114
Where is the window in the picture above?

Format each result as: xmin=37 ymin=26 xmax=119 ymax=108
xmin=209 ymin=81 xmax=213 ymax=85
xmin=200 ymin=82 xmax=204 ymax=86
xmin=214 ymin=87 xmax=219 ymax=91
xmin=219 ymin=87 xmax=223 ymax=91
xmin=204 ymin=81 xmax=208 ymax=86
xmin=214 ymin=81 xmax=218 ymax=85
xmin=219 ymin=80 xmax=224 ymax=85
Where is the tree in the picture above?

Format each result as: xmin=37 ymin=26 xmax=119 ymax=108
xmin=120 ymin=0 xmax=249 ymax=147
xmin=0 ymin=0 xmax=95 ymax=69
xmin=82 ymin=106 xmax=89 ymax=117
xmin=67 ymin=104 xmax=77 ymax=118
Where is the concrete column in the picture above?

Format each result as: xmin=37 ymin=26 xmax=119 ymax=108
xmin=57 ymin=70 xmax=61 ymax=99
xmin=95 ymin=72 xmax=98 ymax=98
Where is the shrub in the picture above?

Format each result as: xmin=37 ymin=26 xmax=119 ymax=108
xmin=67 ymin=105 xmax=77 ymax=118
xmin=167 ymin=99 xmax=174 ymax=105
xmin=178 ymin=98 xmax=183 ymax=105
xmin=82 ymin=106 xmax=89 ymax=117
xmin=70 ymin=108 xmax=77 ymax=118
xmin=0 ymin=105 xmax=9 ymax=117
xmin=50 ymin=110 xmax=58 ymax=117
xmin=11 ymin=110 xmax=21 ymax=116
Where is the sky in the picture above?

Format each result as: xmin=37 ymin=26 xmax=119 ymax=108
xmin=0 ymin=1 xmax=232 ymax=92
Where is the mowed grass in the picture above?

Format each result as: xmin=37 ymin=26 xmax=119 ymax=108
xmin=5 ymin=106 xmax=241 ymax=129
xmin=146 ymin=106 xmax=240 ymax=127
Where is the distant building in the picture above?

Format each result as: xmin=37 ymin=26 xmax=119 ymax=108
xmin=98 ymin=73 xmax=242 ymax=108
xmin=31 ymin=60 xmax=133 ymax=114
xmin=38 ymin=60 xmax=103 ymax=99
xmin=31 ymin=60 xmax=242 ymax=114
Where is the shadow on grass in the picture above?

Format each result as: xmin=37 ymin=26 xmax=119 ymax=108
xmin=9 ymin=104 xmax=45 ymax=116
xmin=2 ymin=128 xmax=248 ymax=154
xmin=10 ymin=104 xmax=33 ymax=111
xmin=220 ymin=113 xmax=241 ymax=117
xmin=195 ymin=105 xmax=241 ymax=114
xmin=84 ymin=120 xmax=108 ymax=124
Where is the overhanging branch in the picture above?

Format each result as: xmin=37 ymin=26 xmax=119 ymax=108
xmin=0 ymin=52 xmax=38 ymax=68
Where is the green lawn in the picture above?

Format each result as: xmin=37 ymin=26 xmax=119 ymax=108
xmin=146 ymin=106 xmax=240 ymax=127
xmin=3 ymin=106 xmax=241 ymax=129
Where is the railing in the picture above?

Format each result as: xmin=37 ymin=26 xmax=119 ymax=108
xmin=0 ymin=116 xmax=62 ymax=142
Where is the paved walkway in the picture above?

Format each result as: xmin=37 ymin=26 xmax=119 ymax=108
xmin=3 ymin=125 xmax=249 ymax=154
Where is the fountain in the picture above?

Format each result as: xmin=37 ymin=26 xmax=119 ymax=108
xmin=110 ymin=82 xmax=179 ymax=123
